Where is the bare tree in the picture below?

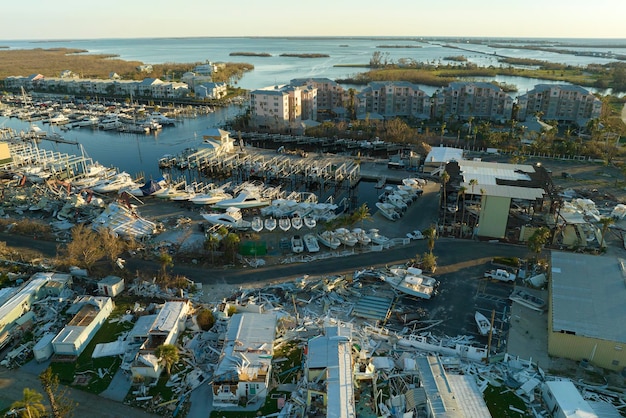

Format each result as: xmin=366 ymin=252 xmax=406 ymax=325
xmin=60 ymin=224 xmax=106 ymax=271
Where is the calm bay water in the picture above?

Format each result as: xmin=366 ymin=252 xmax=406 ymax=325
xmin=1 ymin=36 xmax=624 ymax=192
xmin=2 ymin=36 xmax=624 ymax=91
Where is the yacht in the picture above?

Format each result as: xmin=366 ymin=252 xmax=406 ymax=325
xmin=201 ymin=207 xmax=251 ymax=230
xmin=190 ymin=190 xmax=232 ymax=205
xmin=92 ymin=172 xmax=139 ymax=193
xmin=213 ymin=188 xmax=270 ymax=209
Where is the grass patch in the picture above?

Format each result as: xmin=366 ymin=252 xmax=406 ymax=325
xmin=483 ymin=385 xmax=529 ymax=417
xmin=50 ymin=297 xmax=136 ymax=394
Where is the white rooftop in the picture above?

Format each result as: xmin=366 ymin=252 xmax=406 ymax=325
xmin=0 ymin=275 xmax=49 ymax=330
xmin=458 ymin=159 xmax=535 ymax=185
xmin=151 ymin=301 xmax=187 ymax=334
xmin=307 ymin=325 xmax=355 ymax=418
xmin=425 ymin=146 xmax=464 ymax=164
xmin=551 ymin=252 xmax=626 ymax=343
xmin=545 ymin=380 xmax=598 ymax=418
xmin=214 ymin=312 xmax=277 ymax=380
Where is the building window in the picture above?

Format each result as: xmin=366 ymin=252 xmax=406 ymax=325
xmin=612 ymin=360 xmax=620 ymax=366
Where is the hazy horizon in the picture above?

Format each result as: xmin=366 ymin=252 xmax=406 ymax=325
xmin=2 ymin=0 xmax=624 ymax=41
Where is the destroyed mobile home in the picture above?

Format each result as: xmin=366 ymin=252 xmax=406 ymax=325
xmin=2 ymin=268 xmax=626 ymax=418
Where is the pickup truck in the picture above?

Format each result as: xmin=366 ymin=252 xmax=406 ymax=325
xmin=484 ymin=269 xmax=516 ymax=282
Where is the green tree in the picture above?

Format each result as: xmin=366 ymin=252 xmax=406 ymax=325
xmin=10 ymin=388 xmax=46 ymax=418
xmin=204 ymin=234 xmax=220 ymax=265
xmin=158 ymin=250 xmax=173 ymax=279
xmin=154 ymin=344 xmax=179 ymax=376
xmin=196 ymin=308 xmax=215 ymax=331
xmin=221 ymin=232 xmax=241 ymax=264
xmin=528 ymin=227 xmax=551 ymax=255
xmin=421 ymin=251 xmax=438 ymax=273
xmin=349 ymin=203 xmax=372 ymax=227
xmin=423 ymin=226 xmax=437 ymax=254
xmin=599 ymin=217 xmax=615 ymax=249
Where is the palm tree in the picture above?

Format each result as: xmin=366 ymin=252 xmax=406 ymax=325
xmin=349 ymin=203 xmax=372 ymax=227
xmin=599 ymin=217 xmax=615 ymax=249
xmin=222 ymin=232 xmax=241 ymax=264
xmin=423 ymin=226 xmax=437 ymax=254
xmin=440 ymin=171 xmax=450 ymax=230
xmin=154 ymin=344 xmax=179 ymax=376
xmin=158 ymin=250 xmax=173 ymax=279
xmin=457 ymin=185 xmax=467 ymax=237
xmin=204 ymin=234 xmax=220 ymax=265
xmin=11 ymin=388 xmax=46 ymax=418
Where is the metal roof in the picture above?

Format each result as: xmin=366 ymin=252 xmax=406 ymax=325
xmin=461 ymin=182 xmax=545 ymax=200
xmin=425 ymin=146 xmax=464 ymax=164
xmin=352 ymin=295 xmax=393 ymax=321
xmin=458 ymin=160 xmax=535 ymax=185
xmin=551 ymin=251 xmax=626 ymax=343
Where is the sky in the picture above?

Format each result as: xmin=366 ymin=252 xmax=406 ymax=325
xmin=2 ymin=0 xmax=624 ymax=40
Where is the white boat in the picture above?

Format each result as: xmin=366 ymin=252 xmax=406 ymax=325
xmin=303 ymin=233 xmax=320 ymax=253
xmin=92 ymin=172 xmax=139 ymax=193
xmin=27 ymin=124 xmax=47 ymax=138
xmin=48 ymin=113 xmax=70 ymax=125
xmin=251 ymin=216 xmax=263 ymax=232
xmin=376 ymin=202 xmax=400 ymax=221
xmin=402 ymin=177 xmax=426 ymax=188
xmin=169 ymin=185 xmax=198 ymax=201
xmin=291 ymin=235 xmax=305 ymax=253
xmin=367 ymin=228 xmax=391 ymax=245
xmin=352 ymin=228 xmax=371 ymax=245
xmin=189 ymin=190 xmax=232 ymax=205
xmin=291 ymin=215 xmax=303 ymax=230
xmin=475 ymin=311 xmax=494 ymax=336
xmin=153 ymin=182 xmax=187 ymax=199
xmin=383 ymin=267 xmax=438 ymax=299
xmin=317 ymin=230 xmax=341 ymax=250
xmin=213 ymin=189 xmax=270 ymax=209
xmin=201 ymin=207 xmax=251 ymax=230
xmin=278 ymin=217 xmax=291 ymax=232
xmin=98 ymin=115 xmax=123 ymax=130
xmin=303 ymin=216 xmax=317 ymax=229
xmin=77 ymin=115 xmax=100 ymax=127
xmin=385 ymin=193 xmax=408 ymax=212
xmin=264 ymin=217 xmax=277 ymax=232
xmin=334 ymin=227 xmax=358 ymax=246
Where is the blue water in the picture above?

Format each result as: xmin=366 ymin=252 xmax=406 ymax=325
xmin=2 ymin=36 xmax=623 ymax=91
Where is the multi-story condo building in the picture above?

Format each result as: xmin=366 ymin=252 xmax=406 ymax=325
xmin=517 ymin=84 xmax=602 ymax=125
xmin=3 ymin=75 xmax=189 ymax=99
xmin=290 ymin=77 xmax=344 ymax=113
xmin=433 ymin=82 xmax=514 ymax=121
xmin=249 ymin=84 xmax=317 ymax=130
xmin=355 ymin=81 xmax=431 ymax=120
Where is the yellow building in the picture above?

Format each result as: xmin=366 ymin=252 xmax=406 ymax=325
xmin=548 ymin=251 xmax=626 ymax=372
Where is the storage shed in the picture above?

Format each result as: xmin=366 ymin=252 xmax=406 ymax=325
xmin=97 ymin=276 xmax=124 ymax=297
